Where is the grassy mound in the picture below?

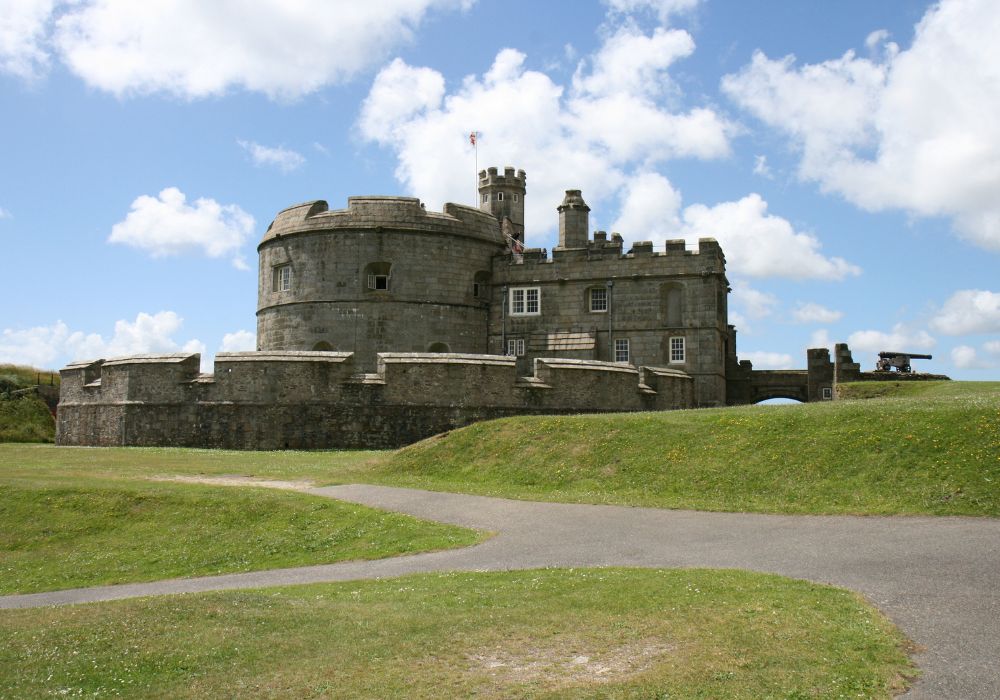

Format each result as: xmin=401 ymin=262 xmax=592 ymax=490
xmin=0 ymin=394 xmax=54 ymax=443
xmin=0 ymin=568 xmax=914 ymax=699
xmin=0 ymin=478 xmax=482 ymax=594
xmin=0 ymin=364 xmax=59 ymax=443
xmin=373 ymin=381 xmax=1000 ymax=516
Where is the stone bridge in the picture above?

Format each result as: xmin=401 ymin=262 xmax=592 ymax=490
xmin=726 ymin=348 xmax=835 ymax=405
xmin=745 ymin=370 xmax=810 ymax=403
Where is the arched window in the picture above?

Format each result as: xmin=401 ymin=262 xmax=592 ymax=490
xmin=312 ymin=341 xmax=333 ymax=351
xmin=427 ymin=342 xmax=450 ymax=352
xmin=661 ymin=283 xmax=684 ymax=326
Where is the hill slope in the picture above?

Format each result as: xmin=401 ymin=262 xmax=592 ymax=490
xmin=371 ymin=381 xmax=1000 ymax=516
xmin=0 ymin=364 xmax=59 ymax=444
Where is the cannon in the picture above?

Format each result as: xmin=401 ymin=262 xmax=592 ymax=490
xmin=876 ymin=351 xmax=932 ymax=373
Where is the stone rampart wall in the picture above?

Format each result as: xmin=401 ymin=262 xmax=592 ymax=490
xmin=57 ymin=352 xmax=693 ymax=450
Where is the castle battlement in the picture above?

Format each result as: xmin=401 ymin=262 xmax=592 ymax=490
xmin=56 ymin=351 xmax=693 ymax=449
xmin=261 ymin=195 xmax=502 ymax=246
xmin=506 ymin=236 xmax=725 ymax=274
xmin=479 ymin=166 xmax=526 ymax=190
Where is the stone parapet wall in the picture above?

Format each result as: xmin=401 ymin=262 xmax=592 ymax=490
xmin=842 ymin=372 xmax=952 ymax=383
xmin=57 ymin=352 xmax=694 ymax=450
xmin=261 ymin=197 xmax=501 ymax=245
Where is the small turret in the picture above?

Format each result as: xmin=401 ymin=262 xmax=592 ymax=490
xmin=557 ymin=190 xmax=590 ymax=249
xmin=478 ymin=166 xmax=526 ymax=247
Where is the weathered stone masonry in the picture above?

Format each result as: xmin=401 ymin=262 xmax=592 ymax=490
xmin=56 ymin=352 xmax=692 ymax=449
xmin=57 ymin=165 xmax=861 ymax=450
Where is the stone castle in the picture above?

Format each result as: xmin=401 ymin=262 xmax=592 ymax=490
xmin=57 ymin=166 xmax=866 ymax=449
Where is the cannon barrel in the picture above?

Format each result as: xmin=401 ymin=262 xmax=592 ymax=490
xmin=878 ymin=351 xmax=932 ymax=360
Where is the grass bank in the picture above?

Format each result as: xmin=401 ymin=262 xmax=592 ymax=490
xmin=0 ymin=477 xmax=482 ymax=594
xmin=371 ymin=381 xmax=1000 ymax=516
xmin=0 ymin=568 xmax=914 ymax=699
xmin=0 ymin=364 xmax=59 ymax=444
xmin=0 ymin=442 xmax=383 ymax=483
xmin=0 ymin=395 xmax=54 ymax=443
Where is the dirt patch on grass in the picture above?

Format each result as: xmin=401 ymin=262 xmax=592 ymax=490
xmin=466 ymin=636 xmax=676 ymax=688
xmin=149 ymin=475 xmax=316 ymax=491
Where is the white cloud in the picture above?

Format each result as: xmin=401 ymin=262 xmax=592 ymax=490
xmin=740 ymin=351 xmax=795 ymax=369
xmin=607 ymin=173 xmax=859 ymax=281
xmin=108 ymin=187 xmax=255 ymax=269
xmin=951 ymin=345 xmax=992 ymax=370
xmin=728 ymin=311 xmax=749 ymax=335
xmin=0 ymin=312 xmax=203 ymax=369
xmin=752 ymin=154 xmax=772 ymax=179
xmin=358 ymin=20 xmax=732 ymax=241
xmin=731 ymin=281 xmax=777 ymax=319
xmin=847 ymin=323 xmax=935 ymax=353
xmin=0 ymin=206 xmax=11 ymax=219
xmin=792 ymin=302 xmax=843 ymax=324
xmin=985 ymin=340 xmax=1000 ymax=355
xmin=220 ymin=330 xmax=256 ymax=353
xmin=610 ymin=172 xmax=682 ymax=240
xmin=572 ymin=25 xmax=694 ymax=99
xmin=677 ymin=193 xmax=860 ymax=280
xmin=929 ymin=289 xmax=1000 ymax=335
xmin=28 ymin=0 xmax=471 ymax=99
xmin=0 ymin=0 xmax=53 ymax=80
xmin=238 ymin=140 xmax=305 ymax=173
xmin=809 ymin=328 xmax=833 ymax=352
xmin=602 ymin=0 xmax=701 ymax=23
xmin=723 ymin=0 xmax=1000 ymax=251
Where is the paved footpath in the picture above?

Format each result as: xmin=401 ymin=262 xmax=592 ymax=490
xmin=3 ymin=484 xmax=999 ymax=699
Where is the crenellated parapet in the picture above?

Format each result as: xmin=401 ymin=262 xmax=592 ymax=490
xmin=505 ymin=236 xmax=726 ymax=277
xmin=478 ymin=166 xmax=526 ymax=191
xmin=56 ymin=351 xmax=693 ymax=449
xmin=261 ymin=196 xmax=502 ymax=247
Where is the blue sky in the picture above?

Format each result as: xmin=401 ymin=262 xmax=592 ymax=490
xmin=1 ymin=0 xmax=997 ymax=379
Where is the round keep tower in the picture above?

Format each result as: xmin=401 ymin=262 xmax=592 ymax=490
xmin=257 ymin=196 xmax=505 ymax=370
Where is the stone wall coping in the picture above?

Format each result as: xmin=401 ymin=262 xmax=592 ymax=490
xmin=216 ymin=351 xmax=353 ymax=363
xmin=534 ymin=357 xmax=639 ymax=375
xmin=102 ymin=353 xmax=196 ymax=367
xmin=378 ymin=352 xmax=516 ymax=367
xmin=63 ymin=359 xmax=101 ymax=370
xmin=642 ymin=366 xmax=693 ymax=379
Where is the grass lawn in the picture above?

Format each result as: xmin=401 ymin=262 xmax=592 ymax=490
xmin=0 ymin=568 xmax=915 ymax=699
xmin=0 ymin=476 xmax=483 ymax=594
xmin=370 ymin=381 xmax=1000 ymax=516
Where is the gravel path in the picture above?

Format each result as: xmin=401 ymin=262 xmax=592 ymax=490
xmin=3 ymin=483 xmax=998 ymax=698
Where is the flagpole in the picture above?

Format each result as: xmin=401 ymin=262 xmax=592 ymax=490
xmin=470 ymin=130 xmax=479 ymax=205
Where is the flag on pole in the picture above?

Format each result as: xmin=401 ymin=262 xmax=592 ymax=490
xmin=469 ymin=131 xmax=477 ymax=146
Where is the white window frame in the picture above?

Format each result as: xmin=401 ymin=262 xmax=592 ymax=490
xmin=506 ymin=338 xmax=525 ymax=356
xmin=481 ymin=193 xmax=488 ymax=203
xmin=615 ymin=338 xmax=630 ymax=363
xmin=497 ymin=192 xmax=504 ymax=201
xmin=367 ymin=273 xmax=389 ymax=290
xmin=669 ymin=336 xmax=685 ymax=363
xmin=821 ymin=387 xmax=833 ymax=400
xmin=273 ymin=264 xmax=291 ymax=292
xmin=509 ymin=287 xmax=540 ymax=316
xmin=589 ymin=287 xmax=608 ymax=312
